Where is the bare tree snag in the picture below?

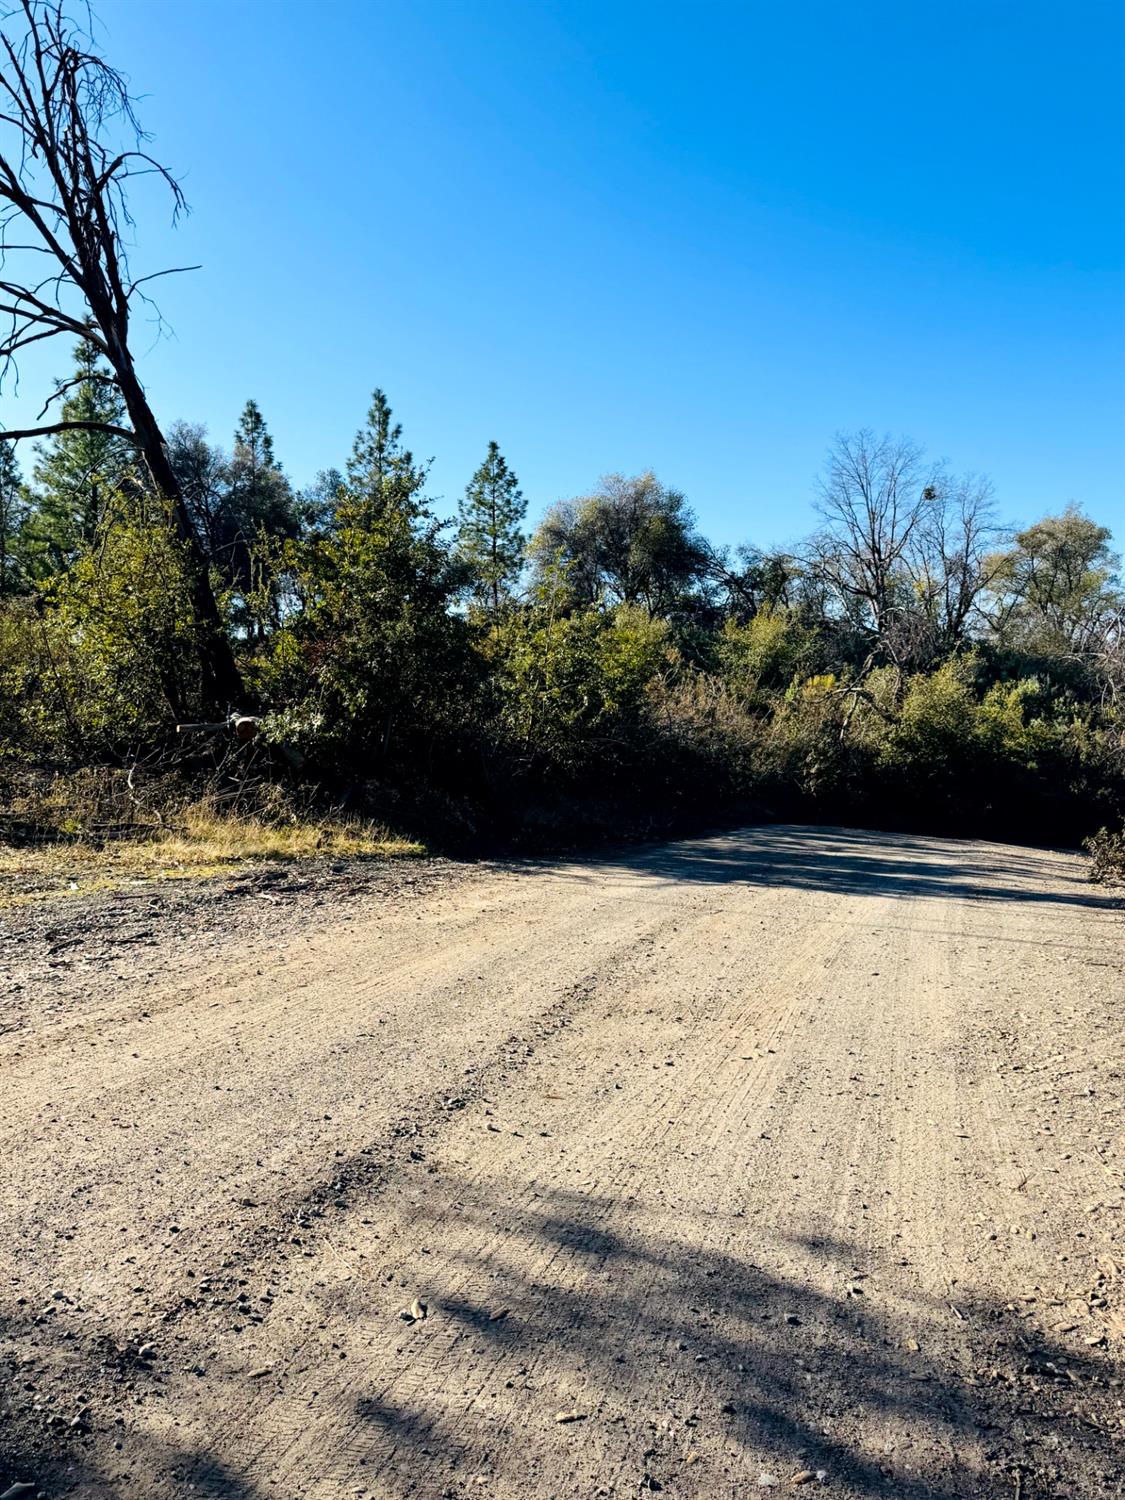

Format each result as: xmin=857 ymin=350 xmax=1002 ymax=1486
xmin=0 ymin=0 xmax=245 ymax=711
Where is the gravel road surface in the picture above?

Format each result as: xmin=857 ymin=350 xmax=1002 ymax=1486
xmin=1 ymin=826 xmax=1122 ymax=1499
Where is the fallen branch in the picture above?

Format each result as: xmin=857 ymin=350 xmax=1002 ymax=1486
xmin=176 ymin=713 xmax=261 ymax=742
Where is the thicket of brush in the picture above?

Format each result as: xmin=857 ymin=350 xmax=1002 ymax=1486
xmin=2 ymin=361 xmax=1124 ymax=876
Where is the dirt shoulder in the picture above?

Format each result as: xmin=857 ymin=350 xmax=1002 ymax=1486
xmin=0 ymin=854 xmax=469 ymax=1036
xmin=1 ymin=827 xmax=1122 ymax=1500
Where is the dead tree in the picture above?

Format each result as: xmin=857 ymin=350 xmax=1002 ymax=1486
xmin=909 ymin=472 xmax=1005 ymax=649
xmin=809 ymin=429 xmax=934 ymax=642
xmin=0 ymin=0 xmax=244 ymax=710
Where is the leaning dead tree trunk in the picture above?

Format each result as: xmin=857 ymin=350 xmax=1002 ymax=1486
xmin=0 ymin=0 xmax=244 ymax=711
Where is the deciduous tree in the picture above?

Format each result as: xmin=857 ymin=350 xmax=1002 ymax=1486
xmin=984 ymin=505 xmax=1122 ymax=655
xmin=530 ymin=472 xmax=709 ymax=614
xmin=809 ymin=430 xmax=936 ymax=647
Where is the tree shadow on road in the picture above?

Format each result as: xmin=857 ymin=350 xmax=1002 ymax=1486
xmin=512 ymin=824 xmax=1123 ymax=914
xmin=5 ymin=1173 xmax=1117 ymax=1500
xmin=0 ymin=1305 xmax=267 ymax=1500
xmin=346 ymin=1179 xmax=1118 ymax=1499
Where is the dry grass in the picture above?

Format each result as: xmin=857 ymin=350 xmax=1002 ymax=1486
xmin=0 ymin=799 xmax=423 ymax=906
xmin=1084 ymin=826 xmax=1125 ymax=886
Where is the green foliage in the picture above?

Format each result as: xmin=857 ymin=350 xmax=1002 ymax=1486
xmin=883 ymin=658 xmax=981 ymax=774
xmin=530 ymin=472 xmax=710 ymax=613
xmin=47 ymin=497 xmax=206 ymax=737
xmin=345 ymin=389 xmax=430 ymax=526
xmin=168 ymin=402 xmax=297 ymax=636
xmin=716 ymin=607 xmax=819 ymax=700
xmin=257 ymin=390 xmax=481 ymax=770
xmin=21 ymin=341 xmax=134 ymax=576
xmin=0 ymin=440 xmax=28 ymax=597
xmin=986 ymin=505 xmax=1121 ymax=654
xmin=0 ymin=599 xmax=49 ymax=760
xmin=259 ymin=492 xmax=473 ymax=767
xmin=457 ymin=441 xmax=527 ymax=614
xmin=0 ymin=493 xmax=204 ymax=759
xmin=226 ymin=400 xmax=298 ymax=549
xmin=3 ymin=386 xmax=1123 ymax=858
xmin=488 ymin=603 xmax=671 ymax=779
xmin=848 ymin=656 xmax=1120 ymax=833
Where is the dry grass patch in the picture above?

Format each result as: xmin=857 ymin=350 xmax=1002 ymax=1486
xmin=1085 ymin=826 xmax=1125 ymax=886
xmin=0 ymin=797 xmax=423 ymax=906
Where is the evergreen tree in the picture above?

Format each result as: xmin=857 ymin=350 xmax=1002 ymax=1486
xmin=226 ymin=399 xmax=297 ymax=547
xmin=218 ymin=400 xmax=297 ymax=638
xmin=345 ymin=389 xmax=429 ymax=526
xmin=0 ymin=440 xmax=28 ymax=596
xmin=167 ymin=403 xmax=296 ymax=638
xmin=235 ymin=397 xmax=276 ymax=468
xmin=457 ymin=441 xmax=527 ymax=613
xmin=24 ymin=341 xmax=132 ymax=574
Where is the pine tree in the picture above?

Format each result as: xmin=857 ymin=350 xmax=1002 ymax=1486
xmin=235 ymin=398 xmax=276 ymax=469
xmin=227 ymin=399 xmax=296 ymax=543
xmin=457 ymin=441 xmax=527 ymax=614
xmin=0 ymin=440 xmax=28 ymax=596
xmin=219 ymin=400 xmax=297 ymax=638
xmin=24 ymin=340 xmax=132 ymax=574
xmin=345 ymin=389 xmax=429 ymax=526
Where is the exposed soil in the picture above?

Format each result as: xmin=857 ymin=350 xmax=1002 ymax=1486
xmin=1 ymin=826 xmax=1122 ymax=1499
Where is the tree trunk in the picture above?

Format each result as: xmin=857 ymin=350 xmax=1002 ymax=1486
xmin=109 ymin=344 xmax=246 ymax=712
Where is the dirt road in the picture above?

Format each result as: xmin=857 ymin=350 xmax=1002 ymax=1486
xmin=2 ymin=826 xmax=1122 ymax=1499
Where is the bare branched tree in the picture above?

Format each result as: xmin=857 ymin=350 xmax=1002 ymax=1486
xmin=907 ymin=471 xmax=1005 ymax=648
xmin=808 ymin=429 xmax=935 ymax=644
xmin=0 ymin=0 xmax=244 ymax=709
xmin=1085 ymin=604 xmax=1125 ymax=712
xmin=700 ymin=540 xmax=800 ymax=622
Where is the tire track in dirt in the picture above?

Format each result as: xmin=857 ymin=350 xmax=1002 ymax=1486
xmin=1 ymin=827 xmax=1121 ymax=1500
xmin=176 ymin=889 xmax=824 ymax=1493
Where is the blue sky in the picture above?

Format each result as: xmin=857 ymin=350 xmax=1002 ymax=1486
xmin=4 ymin=0 xmax=1123 ymax=548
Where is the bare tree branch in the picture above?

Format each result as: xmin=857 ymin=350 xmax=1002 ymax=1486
xmin=33 ymin=362 xmax=119 ymax=416
xmin=124 ymin=263 xmax=200 ymax=298
xmin=0 ymin=0 xmax=243 ymax=709
xmin=0 ymin=417 xmax=136 ymax=442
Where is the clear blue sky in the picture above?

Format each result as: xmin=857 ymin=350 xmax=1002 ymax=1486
xmin=5 ymin=0 xmax=1124 ymax=548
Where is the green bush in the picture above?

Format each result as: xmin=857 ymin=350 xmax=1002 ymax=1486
xmin=0 ymin=498 xmax=204 ymax=761
xmin=256 ymin=498 xmax=476 ymax=771
xmin=716 ymin=606 xmax=820 ymax=701
xmin=487 ymin=603 xmax=671 ymax=782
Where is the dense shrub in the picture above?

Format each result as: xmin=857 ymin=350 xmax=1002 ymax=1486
xmin=716 ymin=607 xmax=821 ymax=703
xmin=0 ymin=499 xmax=204 ymax=761
xmin=485 ymin=603 xmax=671 ymax=782
xmin=257 ymin=498 xmax=478 ymax=775
xmin=2 ymin=398 xmax=1123 ymax=857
